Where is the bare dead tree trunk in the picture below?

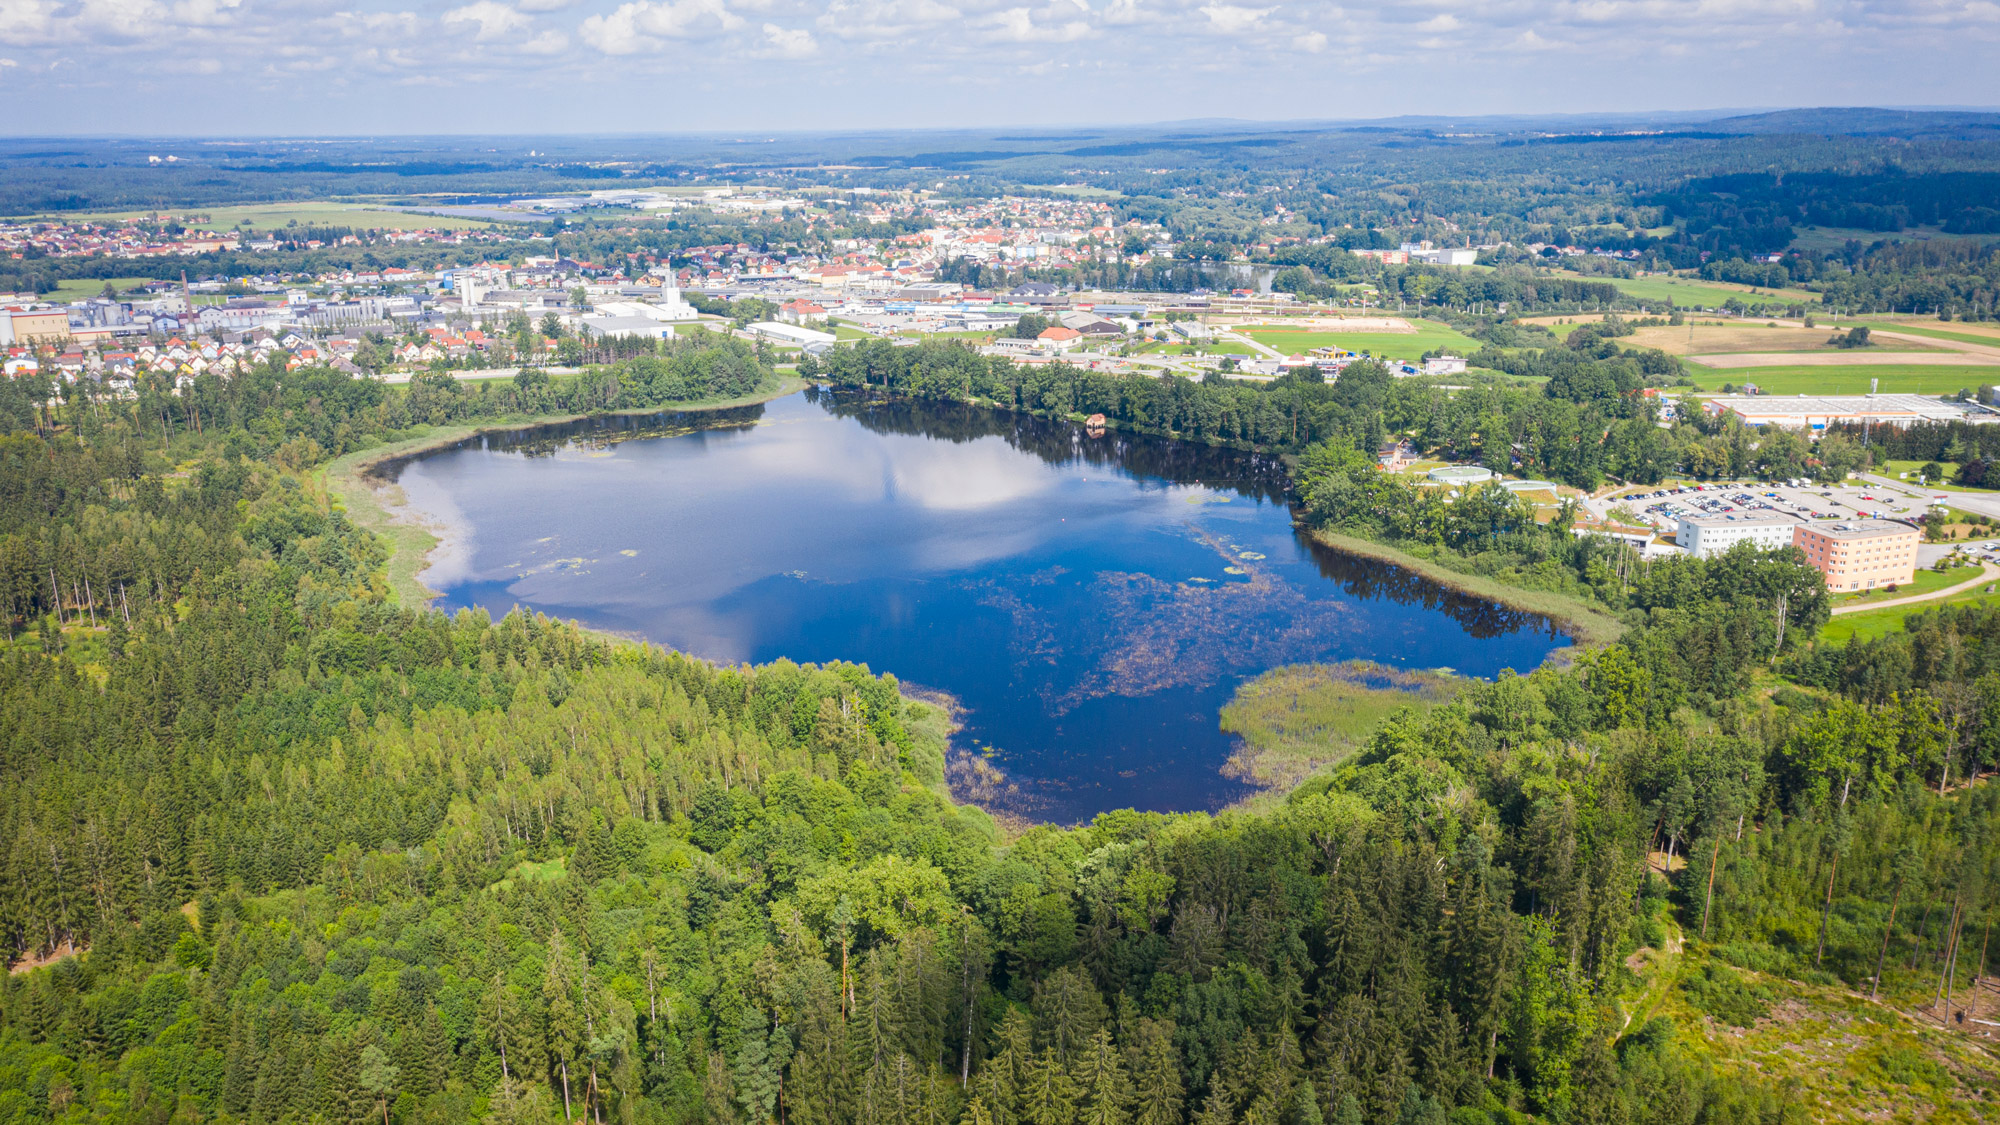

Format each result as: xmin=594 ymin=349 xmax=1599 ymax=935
xmin=1935 ymin=896 xmax=1966 ymax=1019
xmin=1977 ymin=918 xmax=1994 ymax=1021
xmin=1815 ymin=852 xmax=1841 ymax=969
xmin=1871 ymin=876 xmax=1905 ymax=1002
xmin=1701 ymin=832 xmax=1724 ymax=940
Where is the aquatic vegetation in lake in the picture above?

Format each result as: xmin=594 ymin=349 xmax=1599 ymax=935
xmin=971 ymin=527 xmax=1374 ymax=719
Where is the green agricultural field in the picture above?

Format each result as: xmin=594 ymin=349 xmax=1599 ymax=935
xmin=1855 ymin=322 xmax=2000 ymax=349
xmin=1787 ymin=224 xmax=1992 ymax=254
xmin=45 ymin=277 xmax=169 ymax=301
xmin=1241 ymin=321 xmax=1481 ymax=358
xmin=20 ymin=202 xmax=503 ymax=231
xmin=1682 ymin=364 xmax=1998 ymax=395
xmin=1603 ymin=274 xmax=1817 ymax=309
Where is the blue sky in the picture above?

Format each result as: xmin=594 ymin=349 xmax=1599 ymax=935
xmin=0 ymin=0 xmax=1996 ymax=134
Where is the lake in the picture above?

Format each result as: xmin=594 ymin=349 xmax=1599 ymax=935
xmin=379 ymin=388 xmax=1569 ymax=822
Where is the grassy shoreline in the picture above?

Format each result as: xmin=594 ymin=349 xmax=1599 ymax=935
xmin=1304 ymin=526 xmax=1627 ymax=651
xmin=320 ymin=375 xmax=804 ymax=608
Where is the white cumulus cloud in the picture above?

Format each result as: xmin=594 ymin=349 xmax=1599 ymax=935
xmin=578 ymin=0 xmax=741 ymax=53
xmin=761 ymin=20 xmax=816 ymax=55
xmin=814 ymin=0 xmax=959 ymax=40
xmin=988 ymin=5 xmax=1090 ymax=40
xmin=1199 ymin=3 xmax=1271 ymax=33
xmin=443 ymin=0 xmax=532 ymax=39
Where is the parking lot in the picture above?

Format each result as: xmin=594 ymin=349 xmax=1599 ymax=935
xmin=1585 ymin=479 xmax=1960 ymax=560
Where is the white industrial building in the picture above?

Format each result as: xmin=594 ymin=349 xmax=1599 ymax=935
xmin=581 ymin=316 xmax=676 ymax=340
xmin=1703 ymin=394 xmax=1993 ymax=432
xmin=592 ymin=289 xmax=700 ymax=324
xmin=1675 ymin=512 xmax=1800 ymax=557
xmin=746 ymin=321 xmax=838 ymax=348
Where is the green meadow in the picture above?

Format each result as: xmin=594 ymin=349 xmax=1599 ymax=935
xmin=1603 ymin=274 xmax=1819 ymax=309
xmin=1682 ymin=364 xmax=1999 ymax=395
xmin=1240 ymin=321 xmax=1482 ymax=358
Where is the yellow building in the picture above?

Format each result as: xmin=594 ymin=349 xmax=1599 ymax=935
xmin=1793 ymin=520 xmax=1921 ymax=592
xmin=5 ymin=310 xmax=71 ymax=345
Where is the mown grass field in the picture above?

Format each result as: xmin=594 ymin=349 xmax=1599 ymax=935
xmin=1829 ymin=563 xmax=1982 ymax=607
xmin=1821 ymin=584 xmax=2000 ymax=644
xmin=1603 ymin=273 xmax=1819 ymax=309
xmin=1862 ymin=322 xmax=2000 ymax=348
xmin=1682 ymin=364 xmax=1998 ymax=395
xmin=45 ymin=277 xmax=170 ymax=301
xmin=1240 ymin=321 xmax=1482 ymax=358
xmin=1879 ymin=460 xmax=2000 ymax=490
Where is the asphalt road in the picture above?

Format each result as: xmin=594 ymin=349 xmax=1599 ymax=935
xmin=1860 ymin=472 xmax=2000 ymax=521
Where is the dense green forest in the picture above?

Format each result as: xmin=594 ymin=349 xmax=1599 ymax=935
xmin=800 ymin=333 xmax=1857 ymax=494
xmin=2 ymin=335 xmax=1997 ymax=1125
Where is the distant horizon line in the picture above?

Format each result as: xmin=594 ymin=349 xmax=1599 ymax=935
xmin=6 ymin=104 xmax=2000 ymax=143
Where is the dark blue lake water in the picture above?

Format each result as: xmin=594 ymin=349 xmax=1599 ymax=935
xmin=380 ymin=388 xmax=1568 ymax=822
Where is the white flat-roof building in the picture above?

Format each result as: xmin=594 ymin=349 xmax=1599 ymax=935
xmin=746 ymin=321 xmax=837 ymax=348
xmin=581 ymin=315 xmax=676 ymax=340
xmin=1704 ymin=394 xmax=1990 ymax=432
xmin=593 ymin=293 xmax=700 ymax=324
xmin=1676 ymin=512 xmax=1800 ymax=557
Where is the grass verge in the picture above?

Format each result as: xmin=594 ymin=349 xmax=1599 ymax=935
xmin=1820 ymin=585 xmax=2000 ymax=645
xmin=1305 ymin=527 xmax=1626 ymax=650
xmin=1829 ymin=563 xmax=1983 ymax=608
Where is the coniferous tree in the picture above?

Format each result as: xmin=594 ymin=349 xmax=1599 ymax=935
xmin=1074 ymin=1029 xmax=1131 ymax=1125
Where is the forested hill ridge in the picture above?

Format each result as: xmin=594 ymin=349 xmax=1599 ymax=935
xmin=2 ymin=343 xmax=2000 ymax=1125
